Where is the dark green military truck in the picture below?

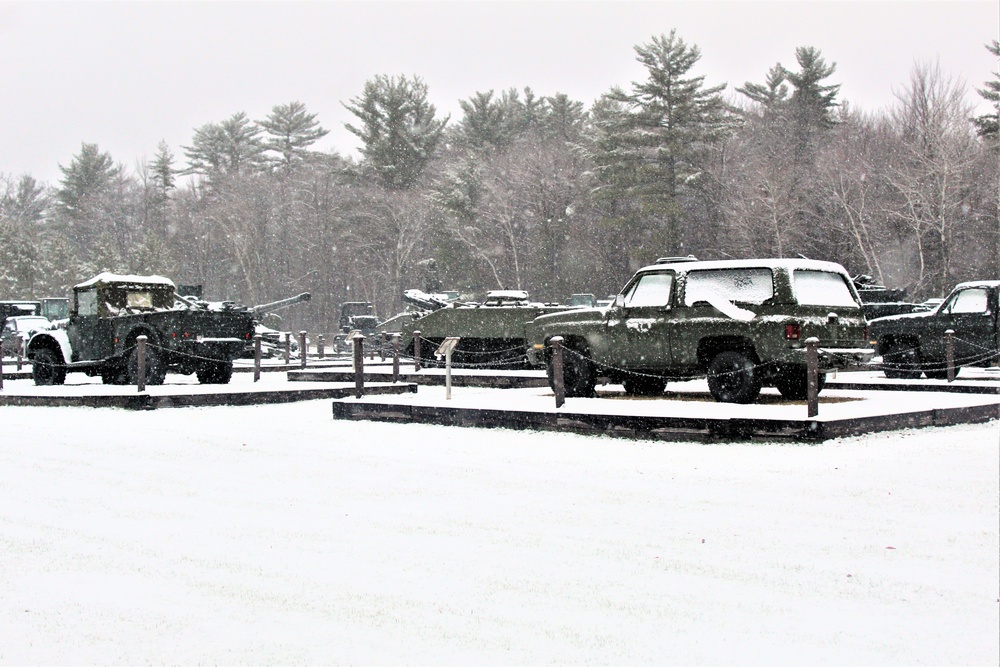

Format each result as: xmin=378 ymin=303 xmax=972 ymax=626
xmin=27 ymin=273 xmax=254 ymax=386
xmin=869 ymin=280 xmax=1000 ymax=379
xmin=525 ymin=258 xmax=873 ymax=403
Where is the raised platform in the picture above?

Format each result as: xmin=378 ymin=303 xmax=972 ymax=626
xmin=331 ymin=382 xmax=1000 ymax=442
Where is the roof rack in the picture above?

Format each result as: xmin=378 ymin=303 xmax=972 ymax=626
xmin=655 ymin=255 xmax=698 ymax=264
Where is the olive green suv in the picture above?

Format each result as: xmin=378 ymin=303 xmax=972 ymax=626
xmin=525 ymin=258 xmax=873 ymax=403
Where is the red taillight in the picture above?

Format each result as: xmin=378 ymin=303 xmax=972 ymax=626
xmin=785 ymin=323 xmax=801 ymax=340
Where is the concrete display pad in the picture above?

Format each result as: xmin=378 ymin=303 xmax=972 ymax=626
xmin=331 ymin=382 xmax=1000 ymax=442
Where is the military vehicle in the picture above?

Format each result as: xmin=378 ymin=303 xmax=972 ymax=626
xmin=0 ymin=300 xmax=42 ymax=330
xmin=852 ymin=275 xmax=920 ymax=320
xmin=378 ymin=289 xmax=581 ymax=368
xmin=27 ymin=272 xmax=255 ymax=386
xmin=525 ymin=257 xmax=874 ymax=403
xmin=332 ymin=301 xmax=379 ymax=353
xmin=869 ymin=280 xmax=1000 ymax=379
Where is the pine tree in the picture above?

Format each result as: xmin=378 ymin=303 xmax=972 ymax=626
xmin=343 ymin=75 xmax=448 ymax=190
xmin=183 ymin=112 xmax=266 ymax=178
xmin=972 ymin=40 xmax=1000 ymax=141
xmin=590 ymin=30 xmax=736 ymax=263
xmin=56 ymin=143 xmax=121 ymax=223
xmin=258 ymin=101 xmax=330 ymax=169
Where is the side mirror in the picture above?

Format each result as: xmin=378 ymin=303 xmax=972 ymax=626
xmin=613 ymin=294 xmax=625 ymax=309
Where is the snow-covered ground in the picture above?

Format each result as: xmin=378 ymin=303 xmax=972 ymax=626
xmin=1 ymin=393 xmax=997 ymax=665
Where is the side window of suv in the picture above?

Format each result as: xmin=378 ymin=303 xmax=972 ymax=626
xmin=685 ymin=268 xmax=774 ymax=305
xmin=623 ymin=272 xmax=674 ymax=308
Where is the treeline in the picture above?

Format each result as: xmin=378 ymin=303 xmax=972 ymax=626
xmin=1 ymin=32 xmax=997 ymax=335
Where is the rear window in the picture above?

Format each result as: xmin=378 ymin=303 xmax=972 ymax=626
xmin=685 ymin=268 xmax=774 ymax=305
xmin=793 ymin=270 xmax=859 ymax=307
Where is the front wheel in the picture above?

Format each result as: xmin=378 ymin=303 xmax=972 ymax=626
xmin=882 ymin=341 xmax=922 ymax=379
xmin=548 ymin=339 xmax=596 ymax=397
xmin=707 ymin=350 xmax=761 ymax=404
xmin=31 ymin=347 xmax=67 ymax=385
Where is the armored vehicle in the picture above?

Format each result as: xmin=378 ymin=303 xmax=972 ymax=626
xmin=379 ymin=289 xmax=580 ymax=368
xmin=525 ymin=258 xmax=873 ymax=403
xmin=852 ymin=275 xmax=920 ymax=320
xmin=869 ymin=280 xmax=1000 ymax=379
xmin=27 ymin=273 xmax=255 ymax=386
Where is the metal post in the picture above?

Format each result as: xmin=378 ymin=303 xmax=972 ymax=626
xmin=805 ymin=337 xmax=819 ymax=418
xmin=299 ymin=331 xmax=308 ymax=369
xmin=445 ymin=347 xmax=453 ymax=400
xmin=413 ymin=330 xmax=422 ymax=372
xmin=944 ymin=329 xmax=956 ymax=382
xmin=137 ymin=335 xmax=147 ymax=393
xmin=283 ymin=332 xmax=291 ymax=365
xmin=317 ymin=334 xmax=325 ymax=359
xmin=16 ymin=337 xmax=23 ymax=371
xmin=380 ymin=332 xmax=387 ymax=362
xmin=253 ymin=334 xmax=262 ymax=382
xmin=392 ymin=333 xmax=401 ymax=383
xmin=1 ymin=353 xmax=4 ymax=390
xmin=352 ymin=333 xmax=365 ymax=399
xmin=551 ymin=336 xmax=565 ymax=408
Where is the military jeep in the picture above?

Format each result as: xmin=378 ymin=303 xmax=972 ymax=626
xmin=27 ymin=273 xmax=254 ymax=386
xmin=525 ymin=258 xmax=873 ymax=403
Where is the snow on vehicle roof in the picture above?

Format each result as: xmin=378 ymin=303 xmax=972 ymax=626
xmin=637 ymin=257 xmax=850 ymax=274
xmin=952 ymin=280 xmax=1000 ymax=290
xmin=485 ymin=290 xmax=530 ymax=300
xmin=74 ymin=272 xmax=176 ymax=290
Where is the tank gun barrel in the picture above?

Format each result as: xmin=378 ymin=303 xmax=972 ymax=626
xmin=251 ymin=292 xmax=311 ymax=315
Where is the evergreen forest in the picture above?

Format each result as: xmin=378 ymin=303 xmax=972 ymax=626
xmin=2 ymin=33 xmax=998 ymax=336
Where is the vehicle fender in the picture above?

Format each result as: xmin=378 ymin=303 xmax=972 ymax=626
xmin=27 ymin=329 xmax=72 ymax=364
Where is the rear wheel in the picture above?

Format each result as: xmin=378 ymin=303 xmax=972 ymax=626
xmin=101 ymin=360 xmax=128 ymax=385
xmin=774 ymin=364 xmax=827 ymax=400
xmin=127 ymin=344 xmax=166 ymax=385
xmin=882 ymin=341 xmax=922 ymax=379
xmin=196 ymin=360 xmax=233 ymax=384
xmin=923 ymin=368 xmax=952 ymax=380
xmin=31 ymin=347 xmax=66 ymax=386
xmin=548 ymin=339 xmax=596 ymax=397
xmin=707 ymin=350 xmax=761 ymax=404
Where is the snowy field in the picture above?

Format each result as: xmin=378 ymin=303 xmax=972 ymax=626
xmin=1 ymin=397 xmax=998 ymax=665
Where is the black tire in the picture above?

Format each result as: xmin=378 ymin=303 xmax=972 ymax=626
xmin=774 ymin=364 xmax=827 ymax=400
xmin=923 ymin=368 xmax=951 ymax=380
xmin=707 ymin=350 xmax=761 ymax=404
xmin=548 ymin=339 xmax=596 ymax=398
xmin=101 ymin=360 xmax=128 ymax=385
xmin=127 ymin=344 xmax=166 ymax=385
xmin=882 ymin=341 xmax=922 ymax=379
xmin=31 ymin=347 xmax=67 ymax=386
xmin=623 ymin=374 xmax=666 ymax=396
xmin=196 ymin=360 xmax=233 ymax=384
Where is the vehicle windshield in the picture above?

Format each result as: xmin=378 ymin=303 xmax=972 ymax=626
xmin=624 ymin=273 xmax=674 ymax=308
xmin=793 ymin=270 xmax=859 ymax=307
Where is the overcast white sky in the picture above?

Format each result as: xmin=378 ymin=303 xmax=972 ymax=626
xmin=1 ymin=1 xmax=996 ymax=186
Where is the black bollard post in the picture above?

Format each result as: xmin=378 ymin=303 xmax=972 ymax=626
xmin=413 ymin=330 xmax=422 ymax=372
xmin=945 ymin=329 xmax=955 ymax=382
xmin=253 ymin=334 xmax=262 ymax=382
xmin=137 ymin=335 xmax=148 ymax=393
xmin=805 ymin=337 xmax=819 ymax=418
xmin=352 ymin=333 xmax=365 ymax=399
xmin=299 ymin=331 xmax=308 ymax=369
xmin=392 ymin=333 xmax=401 ymax=383
xmin=551 ymin=336 xmax=565 ymax=408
